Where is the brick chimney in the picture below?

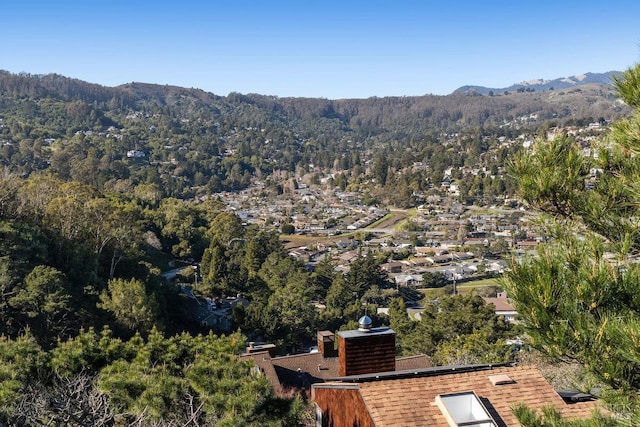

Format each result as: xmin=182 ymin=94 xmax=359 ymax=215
xmin=317 ymin=330 xmax=337 ymax=358
xmin=337 ymin=315 xmax=396 ymax=377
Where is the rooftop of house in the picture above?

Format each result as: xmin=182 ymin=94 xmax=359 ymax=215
xmin=244 ymin=349 xmax=431 ymax=396
xmin=313 ymin=364 xmax=600 ymax=426
xmin=483 ymin=296 xmax=516 ymax=313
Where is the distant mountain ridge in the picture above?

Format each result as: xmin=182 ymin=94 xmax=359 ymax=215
xmin=0 ymin=69 xmax=630 ymax=138
xmin=453 ymin=71 xmax=621 ymax=96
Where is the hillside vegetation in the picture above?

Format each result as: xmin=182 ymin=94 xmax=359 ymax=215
xmin=0 ymin=69 xmax=632 ymax=425
xmin=0 ymin=70 xmax=630 ymax=206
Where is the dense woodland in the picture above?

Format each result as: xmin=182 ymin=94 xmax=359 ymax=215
xmin=0 ymin=70 xmax=632 ymax=425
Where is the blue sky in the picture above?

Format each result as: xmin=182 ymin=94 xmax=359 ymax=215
xmin=3 ymin=1 xmax=640 ymax=99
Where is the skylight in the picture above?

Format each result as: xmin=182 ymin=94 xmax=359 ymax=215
xmin=435 ymin=391 xmax=497 ymax=427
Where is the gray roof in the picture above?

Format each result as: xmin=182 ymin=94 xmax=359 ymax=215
xmin=337 ymin=327 xmax=395 ymax=339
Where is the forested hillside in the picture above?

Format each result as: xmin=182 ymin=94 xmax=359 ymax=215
xmin=0 ymin=172 xmax=312 ymax=424
xmin=0 ymin=70 xmax=630 ymax=204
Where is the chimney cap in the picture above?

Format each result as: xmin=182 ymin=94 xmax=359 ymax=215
xmin=358 ymin=315 xmax=372 ymax=332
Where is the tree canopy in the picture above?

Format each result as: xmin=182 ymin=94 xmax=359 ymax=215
xmin=4 ymin=328 xmax=305 ymax=425
xmin=503 ymin=62 xmax=640 ymax=423
xmin=388 ymin=294 xmax=515 ymax=363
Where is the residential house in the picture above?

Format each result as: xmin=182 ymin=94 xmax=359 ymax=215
xmin=428 ymin=254 xmax=454 ymax=264
xmin=289 ymin=247 xmax=310 ymax=261
xmin=516 ymin=240 xmax=539 ymax=250
xmin=311 ymin=316 xmax=599 ymax=426
xmin=381 ymin=261 xmax=404 ymax=274
xmin=394 ymin=274 xmax=423 ymax=287
xmin=483 ymin=292 xmax=518 ymax=323
xmin=244 ymin=319 xmax=430 ymax=397
xmin=197 ymin=294 xmax=249 ymax=332
xmin=126 ymin=149 xmax=146 ymax=158
xmin=452 ymin=251 xmax=474 ymax=261
xmin=450 ymin=264 xmax=477 ymax=281
xmin=415 ymin=246 xmax=437 ymax=256
xmin=313 ymin=365 xmax=599 ymax=426
xmin=486 ymin=260 xmax=508 ymax=275
xmin=337 ymin=250 xmax=360 ymax=265
xmin=198 ymin=310 xmax=233 ymax=331
xmin=407 ymin=257 xmax=429 ymax=268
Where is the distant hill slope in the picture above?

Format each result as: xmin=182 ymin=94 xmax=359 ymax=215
xmin=0 ymin=70 xmax=631 ymax=141
xmin=454 ymin=71 xmax=621 ymax=96
xmin=0 ymin=69 xmax=633 ymax=203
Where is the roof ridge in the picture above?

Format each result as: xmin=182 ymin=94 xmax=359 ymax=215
xmin=335 ymin=362 xmax=514 ymax=383
xmin=396 ymin=353 xmax=429 ymax=360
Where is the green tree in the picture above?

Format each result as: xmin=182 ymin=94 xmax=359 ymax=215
xmin=247 ymin=253 xmax=317 ymax=348
xmin=422 ymin=271 xmax=448 ymax=288
xmin=244 ymin=229 xmax=283 ymax=278
xmin=98 ymin=278 xmax=160 ymax=334
xmin=0 ymin=333 xmax=46 ymax=414
xmin=503 ymin=63 xmax=640 ymax=423
xmin=45 ymin=328 xmax=305 ymax=425
xmin=0 ymin=220 xmax=51 ymax=337
xmin=427 ymin=294 xmax=511 ymax=344
xmin=83 ymin=196 xmax=141 ymax=279
xmin=511 ymin=403 xmax=615 ymax=427
xmin=310 ymin=256 xmax=337 ymax=301
xmin=207 ymin=211 xmax=244 ymax=244
xmin=372 ymin=152 xmax=389 ymax=185
xmin=9 ymin=265 xmax=75 ymax=346
xmin=388 ymin=297 xmax=413 ymax=354
xmin=432 ymin=328 xmax=512 ymax=366
xmin=257 ymin=253 xmax=308 ymax=292
xmin=260 ymin=280 xmax=317 ymax=349
xmin=200 ymin=238 xmax=230 ymax=295
xmin=43 ymin=181 xmax=97 ymax=241
xmin=280 ymin=222 xmax=295 ymax=235
xmin=395 ymin=294 xmax=513 ymax=359
xmin=322 ymin=274 xmax=354 ymax=328
xmin=0 ymin=174 xmax=20 ymax=220
xmin=345 ymin=252 xmax=391 ymax=296
xmin=49 ymin=327 xmax=129 ymax=376
xmin=154 ymin=198 xmax=213 ymax=259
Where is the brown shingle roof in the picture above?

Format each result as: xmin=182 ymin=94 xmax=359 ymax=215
xmin=242 ymin=351 xmax=341 ymax=396
xmin=272 ymin=352 xmax=340 ymax=390
xmin=483 ymin=296 xmax=516 ymax=312
xmin=244 ymin=351 xmax=431 ymax=396
xmin=241 ymin=351 xmax=283 ymax=394
xmin=316 ymin=365 xmax=599 ymax=426
xmin=395 ymin=354 xmax=432 ymax=371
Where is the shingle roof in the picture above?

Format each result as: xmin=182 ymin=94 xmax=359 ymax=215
xmin=241 ymin=351 xmax=284 ymax=394
xmin=272 ymin=352 xmax=341 ymax=389
xmin=483 ymin=296 xmax=516 ymax=312
xmin=317 ymin=365 xmax=599 ymax=426
xmin=244 ymin=351 xmax=431 ymax=395
xmin=395 ymin=354 xmax=432 ymax=371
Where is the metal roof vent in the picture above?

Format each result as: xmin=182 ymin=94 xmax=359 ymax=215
xmin=358 ymin=315 xmax=372 ymax=332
